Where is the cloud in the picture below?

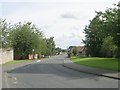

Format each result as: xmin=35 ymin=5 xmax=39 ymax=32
xmin=1 ymin=0 xmax=119 ymax=3
xmin=71 ymin=27 xmax=80 ymax=31
xmin=60 ymin=12 xmax=78 ymax=20
xmin=2 ymin=1 xmax=119 ymax=49
xmin=55 ymin=33 xmax=85 ymax=49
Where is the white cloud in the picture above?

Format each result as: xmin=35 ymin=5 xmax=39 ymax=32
xmin=55 ymin=33 xmax=84 ymax=49
xmin=1 ymin=0 xmax=119 ymax=3
xmin=60 ymin=12 xmax=79 ymax=20
xmin=0 ymin=3 xmax=2 ymax=17
xmin=2 ymin=1 xmax=119 ymax=49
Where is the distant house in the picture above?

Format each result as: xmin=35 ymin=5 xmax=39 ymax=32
xmin=68 ymin=46 xmax=86 ymax=57
xmin=76 ymin=46 xmax=86 ymax=57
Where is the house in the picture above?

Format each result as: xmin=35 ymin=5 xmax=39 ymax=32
xmin=76 ymin=46 xmax=86 ymax=57
xmin=68 ymin=46 xmax=86 ymax=57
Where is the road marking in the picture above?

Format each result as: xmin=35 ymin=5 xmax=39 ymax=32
xmin=37 ymin=60 xmax=41 ymax=62
xmin=13 ymin=77 xmax=17 ymax=80
xmin=13 ymin=81 xmax=18 ymax=85
xmin=11 ymin=67 xmax=14 ymax=70
xmin=28 ymin=63 xmax=31 ymax=64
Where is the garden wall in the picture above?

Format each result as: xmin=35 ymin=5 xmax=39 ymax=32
xmin=0 ymin=48 xmax=13 ymax=64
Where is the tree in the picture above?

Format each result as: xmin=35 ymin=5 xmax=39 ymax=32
xmin=9 ymin=22 xmax=44 ymax=59
xmin=84 ymin=16 xmax=103 ymax=57
xmin=55 ymin=47 xmax=62 ymax=55
xmin=67 ymin=46 xmax=74 ymax=58
xmin=67 ymin=46 xmax=78 ymax=57
xmin=61 ymin=49 xmax=67 ymax=53
xmin=72 ymin=46 xmax=78 ymax=56
xmin=0 ymin=19 xmax=12 ymax=48
xmin=101 ymin=36 xmax=117 ymax=57
xmin=0 ymin=19 xmax=57 ymax=59
xmin=83 ymin=2 xmax=120 ymax=58
xmin=44 ymin=37 xmax=55 ymax=56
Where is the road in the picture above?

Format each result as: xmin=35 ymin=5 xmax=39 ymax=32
xmin=2 ymin=54 xmax=118 ymax=88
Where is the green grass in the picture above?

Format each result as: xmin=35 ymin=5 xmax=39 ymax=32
xmin=1 ymin=60 xmax=33 ymax=66
xmin=0 ymin=57 xmax=48 ymax=66
xmin=71 ymin=56 xmax=120 ymax=71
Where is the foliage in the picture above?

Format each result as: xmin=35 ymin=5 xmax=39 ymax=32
xmin=44 ymin=37 xmax=56 ymax=56
xmin=83 ymin=2 xmax=120 ymax=58
xmin=61 ymin=49 xmax=67 ymax=53
xmin=55 ymin=47 xmax=62 ymax=55
xmin=9 ymin=22 xmax=44 ymax=56
xmin=101 ymin=36 xmax=117 ymax=57
xmin=0 ymin=19 xmax=12 ymax=48
xmin=67 ymin=46 xmax=78 ymax=57
xmin=72 ymin=46 xmax=78 ymax=56
xmin=0 ymin=19 xmax=57 ymax=59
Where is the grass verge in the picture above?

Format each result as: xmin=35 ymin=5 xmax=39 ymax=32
xmin=1 ymin=60 xmax=33 ymax=66
xmin=71 ymin=56 xmax=120 ymax=71
xmin=0 ymin=57 xmax=48 ymax=66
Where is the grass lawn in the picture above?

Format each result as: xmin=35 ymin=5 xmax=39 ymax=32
xmin=1 ymin=60 xmax=33 ymax=66
xmin=71 ymin=56 xmax=120 ymax=71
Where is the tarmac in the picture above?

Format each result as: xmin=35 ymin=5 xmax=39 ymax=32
xmin=63 ymin=58 xmax=120 ymax=80
xmin=2 ymin=57 xmax=120 ymax=80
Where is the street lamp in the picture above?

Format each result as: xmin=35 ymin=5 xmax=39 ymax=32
xmin=32 ymin=49 xmax=35 ymax=60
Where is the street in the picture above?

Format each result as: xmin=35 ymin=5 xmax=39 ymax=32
xmin=2 ymin=55 xmax=118 ymax=88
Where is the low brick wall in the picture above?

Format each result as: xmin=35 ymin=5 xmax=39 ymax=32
xmin=0 ymin=48 xmax=13 ymax=64
xmin=14 ymin=54 xmax=28 ymax=60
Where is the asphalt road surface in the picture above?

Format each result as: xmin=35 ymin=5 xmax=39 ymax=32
xmin=2 ymin=54 xmax=119 ymax=88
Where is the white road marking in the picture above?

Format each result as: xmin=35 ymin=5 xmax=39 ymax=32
xmin=11 ymin=67 xmax=14 ymax=70
xmin=13 ymin=81 xmax=18 ymax=85
xmin=13 ymin=77 xmax=17 ymax=80
xmin=37 ymin=60 xmax=41 ymax=62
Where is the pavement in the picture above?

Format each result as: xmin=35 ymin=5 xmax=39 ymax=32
xmin=63 ymin=58 xmax=120 ymax=80
xmin=2 ymin=60 xmax=38 ymax=72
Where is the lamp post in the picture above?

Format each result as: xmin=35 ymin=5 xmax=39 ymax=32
xmin=32 ymin=49 xmax=35 ymax=60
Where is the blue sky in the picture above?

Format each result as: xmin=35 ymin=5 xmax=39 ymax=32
xmin=1 ymin=0 xmax=119 ymax=49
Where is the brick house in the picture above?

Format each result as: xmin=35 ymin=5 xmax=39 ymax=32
xmin=68 ymin=46 xmax=86 ymax=57
xmin=76 ymin=46 xmax=86 ymax=57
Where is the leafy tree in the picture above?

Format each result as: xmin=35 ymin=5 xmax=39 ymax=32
xmin=72 ymin=46 xmax=78 ymax=56
xmin=83 ymin=2 xmax=120 ymax=58
xmin=0 ymin=19 xmax=57 ymax=59
xmin=84 ymin=16 xmax=103 ymax=57
xmin=0 ymin=19 xmax=12 ymax=48
xmin=55 ymin=47 xmax=62 ymax=55
xmin=61 ymin=49 xmax=67 ymax=53
xmin=44 ymin=37 xmax=55 ymax=56
xmin=67 ymin=46 xmax=78 ymax=57
xmin=67 ymin=46 xmax=74 ymax=58
xmin=9 ymin=22 xmax=44 ymax=59
xmin=101 ymin=36 xmax=117 ymax=57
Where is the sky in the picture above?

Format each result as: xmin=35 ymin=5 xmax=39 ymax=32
xmin=1 ymin=0 xmax=119 ymax=49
